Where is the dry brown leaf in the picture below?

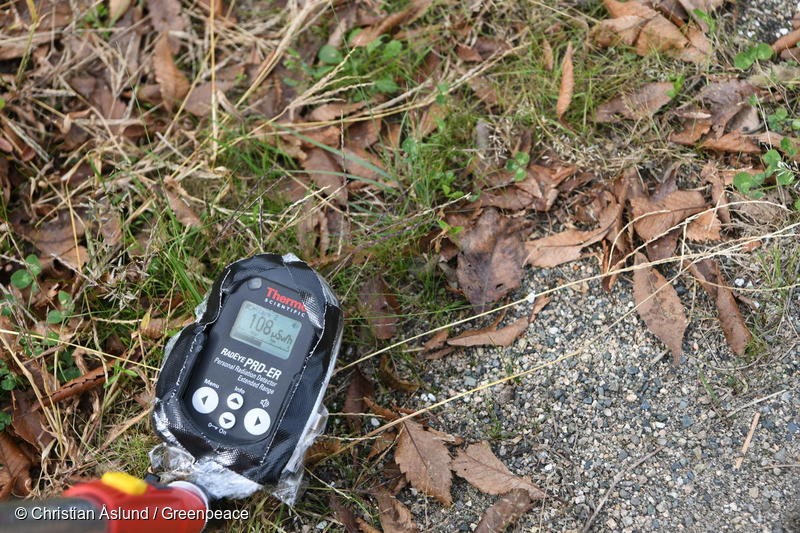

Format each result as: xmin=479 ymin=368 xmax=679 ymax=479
xmin=630 ymin=190 xmax=707 ymax=241
xmin=395 ymin=419 xmax=453 ymax=506
xmin=456 ymin=208 xmax=530 ymax=310
xmin=11 ymin=391 xmax=53 ymax=451
xmin=556 ymin=43 xmax=574 ymax=119
xmin=15 ymin=210 xmax=87 ymax=271
xmin=479 ymin=163 xmax=576 ymax=213
xmin=687 ymin=259 xmax=751 ymax=355
xmin=359 ymin=275 xmax=400 ymax=340
xmin=635 ymin=15 xmax=689 ymax=55
xmin=39 ymin=366 xmax=107 ymax=408
xmin=351 ymin=0 xmax=432 ymax=47
xmin=529 ymin=295 xmax=551 ymax=321
xmin=773 ymin=28 xmax=800 ymax=52
xmin=373 ymin=490 xmax=420 ymax=533
xmin=700 ymin=132 xmax=762 ymax=153
xmin=110 ymin=0 xmax=131 ymax=21
xmin=591 ymin=16 xmax=647 ymax=47
xmin=364 ymin=396 xmax=400 ymax=422
xmin=184 ymin=81 xmax=233 ymax=117
xmin=153 ymin=33 xmax=190 ymax=111
xmin=526 ymin=194 xmax=620 ymax=268
xmin=368 ymin=429 xmax=398 ymax=459
xmin=595 ymin=82 xmax=674 ymax=123
xmin=357 ymin=518 xmax=382 ymax=533
xmin=330 ymin=494 xmax=361 ymax=533
xmin=165 ymin=187 xmax=202 ymax=228
xmin=148 ymin=0 xmax=187 ymax=53
xmin=302 ymin=148 xmax=347 ymax=206
xmin=310 ymin=101 xmax=367 ymax=122
xmin=343 ymin=367 xmax=374 ymax=432
xmin=603 ymin=0 xmax=658 ymax=18
xmin=467 ymin=76 xmax=499 ymax=108
xmin=0 ymin=433 xmax=32 ymax=497
xmin=541 ymin=38 xmax=555 ymax=71
xmin=452 ymin=441 xmax=546 ymax=499
xmin=632 ymin=253 xmax=687 ymax=364
xmin=447 ymin=317 xmax=529 ymax=348
xmin=305 ymin=438 xmax=341 ymax=466
xmin=686 ymin=210 xmax=722 ymax=241
xmin=474 ymin=489 xmax=534 ymax=533
xmin=379 ymin=355 xmax=419 ymax=392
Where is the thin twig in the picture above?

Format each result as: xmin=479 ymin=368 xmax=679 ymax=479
xmin=581 ymin=446 xmax=664 ymax=533
xmin=734 ymin=412 xmax=761 ymax=470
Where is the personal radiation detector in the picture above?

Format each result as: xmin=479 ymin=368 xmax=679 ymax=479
xmin=151 ymin=254 xmax=343 ymax=496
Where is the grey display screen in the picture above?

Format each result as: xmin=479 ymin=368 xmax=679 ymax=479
xmin=229 ymin=300 xmax=301 ymax=359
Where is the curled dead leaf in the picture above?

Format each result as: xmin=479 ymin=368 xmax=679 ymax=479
xmin=474 ymin=489 xmax=535 ymax=533
xmin=556 ymin=43 xmax=574 ymax=119
xmin=447 ymin=317 xmax=529 ymax=348
xmin=687 ymin=259 xmax=751 ymax=355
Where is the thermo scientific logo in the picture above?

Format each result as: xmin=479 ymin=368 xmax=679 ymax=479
xmin=265 ymin=286 xmax=307 ymax=314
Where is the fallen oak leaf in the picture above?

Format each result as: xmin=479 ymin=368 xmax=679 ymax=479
xmin=373 ymin=489 xmax=420 ymax=533
xmin=632 ymin=253 xmax=687 ymax=364
xmin=451 ymin=441 xmax=546 ymax=500
xmin=474 ymin=489 xmax=534 ymax=533
xmin=699 ymin=131 xmax=761 ymax=153
xmin=556 ymin=42 xmax=574 ymax=119
xmin=395 ymin=419 xmax=453 ymax=506
xmin=447 ymin=317 xmax=529 ymax=348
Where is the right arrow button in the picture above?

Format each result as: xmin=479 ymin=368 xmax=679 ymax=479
xmin=243 ymin=408 xmax=271 ymax=436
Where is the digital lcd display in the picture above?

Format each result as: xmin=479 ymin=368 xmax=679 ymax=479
xmin=229 ymin=300 xmax=301 ymax=359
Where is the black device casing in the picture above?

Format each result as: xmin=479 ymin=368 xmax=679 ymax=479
xmin=152 ymin=254 xmax=343 ymax=487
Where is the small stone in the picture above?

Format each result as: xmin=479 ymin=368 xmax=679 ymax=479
xmin=749 ymin=487 xmax=759 ymax=498
xmin=464 ymin=376 xmax=477 ymax=387
xmin=681 ymin=416 xmax=694 ymax=428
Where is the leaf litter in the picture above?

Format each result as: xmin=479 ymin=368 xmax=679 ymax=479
xmin=0 ymin=0 xmax=789 ymax=527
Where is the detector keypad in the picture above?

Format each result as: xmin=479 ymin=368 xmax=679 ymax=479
xmin=182 ymin=279 xmax=315 ymax=442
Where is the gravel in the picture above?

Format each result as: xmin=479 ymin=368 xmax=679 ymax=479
xmin=398 ymin=259 xmax=799 ymax=532
xmin=733 ymin=1 xmax=798 ymax=42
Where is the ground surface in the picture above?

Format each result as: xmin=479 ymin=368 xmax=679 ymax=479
xmin=396 ymin=259 xmax=799 ymax=532
xmin=1 ymin=0 xmax=799 ymax=532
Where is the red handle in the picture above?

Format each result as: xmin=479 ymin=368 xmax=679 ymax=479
xmin=63 ymin=473 xmax=207 ymax=533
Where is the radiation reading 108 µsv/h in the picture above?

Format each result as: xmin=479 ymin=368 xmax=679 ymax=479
xmin=229 ymin=300 xmax=301 ymax=360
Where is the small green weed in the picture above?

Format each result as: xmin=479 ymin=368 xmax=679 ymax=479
xmin=734 ymin=42 xmax=774 ymax=70
xmin=733 ymin=148 xmax=798 ymax=205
